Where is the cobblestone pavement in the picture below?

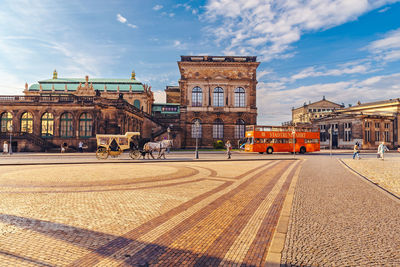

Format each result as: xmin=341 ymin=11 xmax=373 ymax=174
xmin=282 ymin=156 xmax=400 ymax=266
xmin=342 ymin=157 xmax=400 ymax=197
xmin=0 ymin=159 xmax=300 ymax=266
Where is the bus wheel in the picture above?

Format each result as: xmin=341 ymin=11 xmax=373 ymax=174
xmin=258 ymin=152 xmax=264 ymax=154
xmin=266 ymin=147 xmax=273 ymax=154
xmin=300 ymin=147 xmax=306 ymax=154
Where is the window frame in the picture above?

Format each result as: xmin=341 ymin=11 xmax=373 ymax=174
xmin=192 ymin=87 xmax=203 ymax=107
xmin=60 ymin=112 xmax=74 ymax=138
xmin=213 ymin=87 xmax=224 ymax=107
xmin=234 ymin=87 xmax=246 ymax=107
xmin=41 ymin=112 xmax=54 ymax=137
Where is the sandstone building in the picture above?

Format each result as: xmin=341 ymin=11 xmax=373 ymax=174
xmin=291 ymin=97 xmax=344 ymax=125
xmin=0 ymin=71 xmax=162 ymax=152
xmin=175 ymin=55 xmax=259 ymax=148
xmin=0 ymin=55 xmax=260 ymax=152
xmin=314 ymin=99 xmax=399 ymax=149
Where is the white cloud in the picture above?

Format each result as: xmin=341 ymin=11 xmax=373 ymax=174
xmin=367 ymin=27 xmax=400 ymax=62
xmin=116 ymin=13 xmax=127 ymax=24
xmin=116 ymin=13 xmax=138 ymax=29
xmin=153 ymin=5 xmax=163 ymax=11
xmin=257 ymin=72 xmax=400 ymax=124
xmin=378 ymin=7 xmax=390 ymax=12
xmin=169 ymin=13 xmax=175 ymax=17
xmin=173 ymin=40 xmax=188 ymax=50
xmin=290 ymin=63 xmax=371 ymax=81
xmin=204 ymin=0 xmax=399 ymax=60
xmin=127 ymin=23 xmax=138 ymax=29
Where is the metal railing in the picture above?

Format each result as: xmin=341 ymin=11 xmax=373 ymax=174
xmin=0 ymin=95 xmax=94 ymax=103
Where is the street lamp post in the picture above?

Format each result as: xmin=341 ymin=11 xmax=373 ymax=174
xmin=167 ymin=126 xmax=171 ymax=153
xmin=195 ymin=120 xmax=200 ymax=159
xmin=292 ymin=127 xmax=295 ymax=158
xmin=9 ymin=124 xmax=13 ymax=155
xmin=329 ymin=125 xmax=332 ymax=157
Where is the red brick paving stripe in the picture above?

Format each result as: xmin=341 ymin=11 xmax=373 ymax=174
xmin=188 ymin=161 xmax=294 ymax=267
xmin=123 ymin=161 xmax=289 ymax=266
xmin=159 ymin=161 xmax=293 ymax=267
xmin=241 ymin=164 xmax=298 ymax=266
xmin=70 ymin=162 xmax=273 ymax=266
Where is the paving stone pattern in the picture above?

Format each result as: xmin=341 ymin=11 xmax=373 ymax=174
xmin=0 ymin=160 xmax=299 ymax=266
xmin=282 ymin=157 xmax=400 ymax=266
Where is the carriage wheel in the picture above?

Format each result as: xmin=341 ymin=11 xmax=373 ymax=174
xmin=96 ymin=147 xmax=109 ymax=159
xmin=129 ymin=150 xmax=141 ymax=160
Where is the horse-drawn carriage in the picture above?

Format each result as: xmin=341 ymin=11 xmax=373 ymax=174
xmin=95 ymin=132 xmax=142 ymax=160
xmin=95 ymin=132 xmax=173 ymax=160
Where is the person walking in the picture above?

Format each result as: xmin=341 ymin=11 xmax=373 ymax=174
xmin=225 ymin=140 xmax=232 ymax=159
xmin=2 ymin=141 xmax=8 ymax=155
xmin=78 ymin=141 xmax=84 ymax=153
xmin=353 ymin=142 xmax=360 ymax=160
xmin=377 ymin=141 xmax=389 ymax=160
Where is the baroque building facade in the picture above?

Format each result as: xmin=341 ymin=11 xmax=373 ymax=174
xmin=0 ymin=55 xmax=260 ymax=152
xmin=0 ymin=71 xmax=162 ymax=152
xmin=291 ymin=97 xmax=344 ymax=125
xmin=313 ymin=99 xmax=400 ymax=149
xmin=176 ymin=55 xmax=259 ymax=148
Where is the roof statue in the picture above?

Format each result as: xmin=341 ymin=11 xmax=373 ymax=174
xmin=25 ymin=83 xmax=28 ymax=90
xmin=53 ymin=69 xmax=57 ymax=79
xmin=131 ymin=70 xmax=136 ymax=80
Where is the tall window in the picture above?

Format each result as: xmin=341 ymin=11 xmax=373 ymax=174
xmin=365 ymin=130 xmax=371 ymax=142
xmin=60 ymin=113 xmax=73 ymax=137
xmin=375 ymin=131 xmax=380 ymax=142
xmin=41 ymin=112 xmax=54 ymax=137
xmin=234 ymin=87 xmax=246 ymax=107
xmin=213 ymin=87 xmax=224 ymax=107
xmin=79 ymin=113 xmax=93 ymax=138
xmin=21 ymin=112 xmax=33 ymax=133
xmin=1 ymin=112 xmax=12 ymax=133
xmin=235 ymin=119 xmax=245 ymax=139
xmin=213 ymin=118 xmax=224 ymax=139
xmin=344 ymin=122 xmax=352 ymax=142
xmin=192 ymin=87 xmax=202 ymax=107
xmin=191 ymin=119 xmax=202 ymax=138
xmin=134 ymin=100 xmax=140 ymax=109
xmin=385 ymin=131 xmax=390 ymax=142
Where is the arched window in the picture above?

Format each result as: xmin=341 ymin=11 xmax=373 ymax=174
xmin=79 ymin=113 xmax=93 ymax=138
xmin=21 ymin=112 xmax=33 ymax=133
xmin=0 ymin=112 xmax=12 ymax=133
xmin=60 ymin=113 xmax=73 ymax=137
xmin=213 ymin=87 xmax=224 ymax=107
xmin=134 ymin=100 xmax=140 ymax=109
xmin=235 ymin=87 xmax=246 ymax=107
xmin=191 ymin=119 xmax=202 ymax=138
xmin=192 ymin=87 xmax=202 ymax=107
xmin=235 ymin=119 xmax=246 ymax=139
xmin=41 ymin=112 xmax=54 ymax=137
xmin=213 ymin=118 xmax=224 ymax=139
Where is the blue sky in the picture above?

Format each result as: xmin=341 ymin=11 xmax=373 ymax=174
xmin=1 ymin=0 xmax=400 ymax=125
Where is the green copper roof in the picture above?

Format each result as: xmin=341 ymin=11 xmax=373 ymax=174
xmin=29 ymin=77 xmax=145 ymax=92
xmin=39 ymin=78 xmax=142 ymax=84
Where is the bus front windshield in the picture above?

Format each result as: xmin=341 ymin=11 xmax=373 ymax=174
xmin=246 ymin=137 xmax=254 ymax=144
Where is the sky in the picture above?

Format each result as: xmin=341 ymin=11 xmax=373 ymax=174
xmin=1 ymin=0 xmax=400 ymax=125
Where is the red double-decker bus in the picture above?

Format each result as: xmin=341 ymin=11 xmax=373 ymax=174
xmin=244 ymin=125 xmax=320 ymax=154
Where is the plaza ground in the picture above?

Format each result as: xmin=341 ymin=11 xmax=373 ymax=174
xmin=0 ymin=151 xmax=399 ymax=266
